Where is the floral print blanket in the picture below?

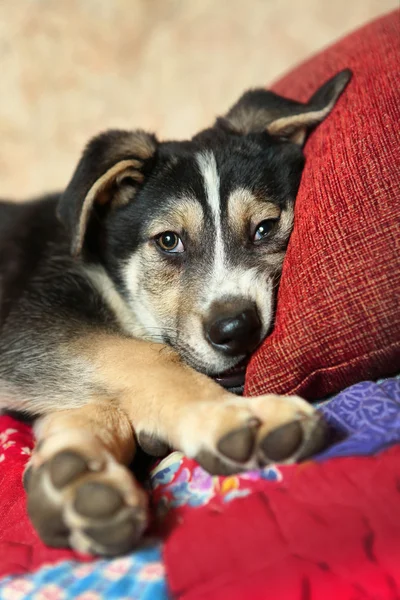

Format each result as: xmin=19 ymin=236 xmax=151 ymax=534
xmin=0 ymin=376 xmax=399 ymax=600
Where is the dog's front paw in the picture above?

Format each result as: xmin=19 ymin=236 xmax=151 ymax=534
xmin=23 ymin=433 xmax=148 ymax=556
xmin=179 ymin=394 xmax=328 ymax=475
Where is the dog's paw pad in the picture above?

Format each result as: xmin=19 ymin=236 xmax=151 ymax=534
xmin=25 ymin=444 xmax=148 ymax=556
xmin=83 ymin=511 xmax=144 ymax=555
xmin=74 ymin=481 xmax=124 ymax=519
xmin=217 ymin=418 xmax=259 ymax=462
xmin=182 ymin=394 xmax=329 ymax=474
xmin=49 ymin=450 xmax=89 ymax=489
xmin=259 ymin=420 xmax=304 ymax=462
xmin=194 ymin=449 xmax=242 ymax=475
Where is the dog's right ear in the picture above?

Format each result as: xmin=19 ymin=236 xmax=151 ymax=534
xmin=58 ymin=129 xmax=158 ymax=257
xmin=218 ymin=70 xmax=352 ymax=145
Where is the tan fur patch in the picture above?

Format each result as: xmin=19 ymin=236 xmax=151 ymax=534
xmin=126 ymin=130 xmax=158 ymax=160
xmin=260 ymin=251 xmax=286 ymax=273
xmin=146 ymin=196 xmax=204 ymax=238
xmin=225 ymin=107 xmax=278 ymax=135
xmin=73 ymin=159 xmax=144 ymax=256
xmin=35 ymin=403 xmax=136 ymax=464
xmin=227 ymin=96 xmax=336 ymax=143
xmin=227 ymin=188 xmax=281 ymax=235
xmin=70 ymin=333 xmax=229 ymax=447
xmin=266 ymin=103 xmax=334 ymax=144
xmin=276 ymin=205 xmax=294 ymax=241
xmin=123 ymin=246 xmax=184 ymax=340
xmin=112 ymin=130 xmax=158 ymax=161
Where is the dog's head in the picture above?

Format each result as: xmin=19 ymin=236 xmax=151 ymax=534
xmin=58 ymin=70 xmax=351 ymax=390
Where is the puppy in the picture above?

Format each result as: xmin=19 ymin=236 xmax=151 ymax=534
xmin=0 ymin=70 xmax=351 ymax=555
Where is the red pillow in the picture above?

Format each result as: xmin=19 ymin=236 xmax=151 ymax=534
xmin=245 ymin=10 xmax=400 ymax=400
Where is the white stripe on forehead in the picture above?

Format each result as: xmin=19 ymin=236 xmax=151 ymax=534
xmin=195 ymin=151 xmax=273 ymax=325
xmin=196 ymin=151 xmax=220 ymax=221
xmin=196 ymin=151 xmax=225 ymax=280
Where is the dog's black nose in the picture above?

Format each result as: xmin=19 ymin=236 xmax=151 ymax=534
xmin=205 ymin=300 xmax=262 ymax=356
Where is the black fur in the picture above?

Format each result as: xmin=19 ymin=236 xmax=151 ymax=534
xmin=0 ymin=70 xmax=352 ymax=411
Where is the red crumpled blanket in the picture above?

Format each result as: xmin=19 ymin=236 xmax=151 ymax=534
xmin=163 ymin=447 xmax=400 ymax=600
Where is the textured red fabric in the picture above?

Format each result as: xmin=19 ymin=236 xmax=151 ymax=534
xmin=245 ymin=11 xmax=400 ymax=399
xmin=164 ymin=446 xmax=400 ymax=600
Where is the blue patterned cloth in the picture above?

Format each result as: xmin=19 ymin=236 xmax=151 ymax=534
xmin=0 ymin=543 xmax=167 ymax=600
xmin=1 ymin=376 xmax=399 ymax=599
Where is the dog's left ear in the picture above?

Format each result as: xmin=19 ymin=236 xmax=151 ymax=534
xmin=219 ymin=69 xmax=352 ymax=145
xmin=58 ymin=129 xmax=158 ymax=256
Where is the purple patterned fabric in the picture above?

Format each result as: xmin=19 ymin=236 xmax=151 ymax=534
xmin=317 ymin=377 xmax=400 ymax=459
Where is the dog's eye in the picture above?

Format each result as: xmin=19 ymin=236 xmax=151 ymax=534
xmin=252 ymin=219 xmax=278 ymax=242
xmin=155 ymin=231 xmax=185 ymax=253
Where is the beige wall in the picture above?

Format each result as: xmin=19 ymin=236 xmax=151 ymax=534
xmin=0 ymin=0 xmax=396 ymax=199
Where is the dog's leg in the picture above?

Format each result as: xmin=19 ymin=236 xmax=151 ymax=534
xmin=22 ymin=332 xmax=326 ymax=556
xmin=76 ymin=333 xmax=327 ymax=475
xmin=24 ymin=403 xmax=148 ymax=556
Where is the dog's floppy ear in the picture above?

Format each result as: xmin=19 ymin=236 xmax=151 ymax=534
xmin=58 ymin=129 xmax=158 ymax=256
xmin=219 ymin=69 xmax=352 ymax=145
